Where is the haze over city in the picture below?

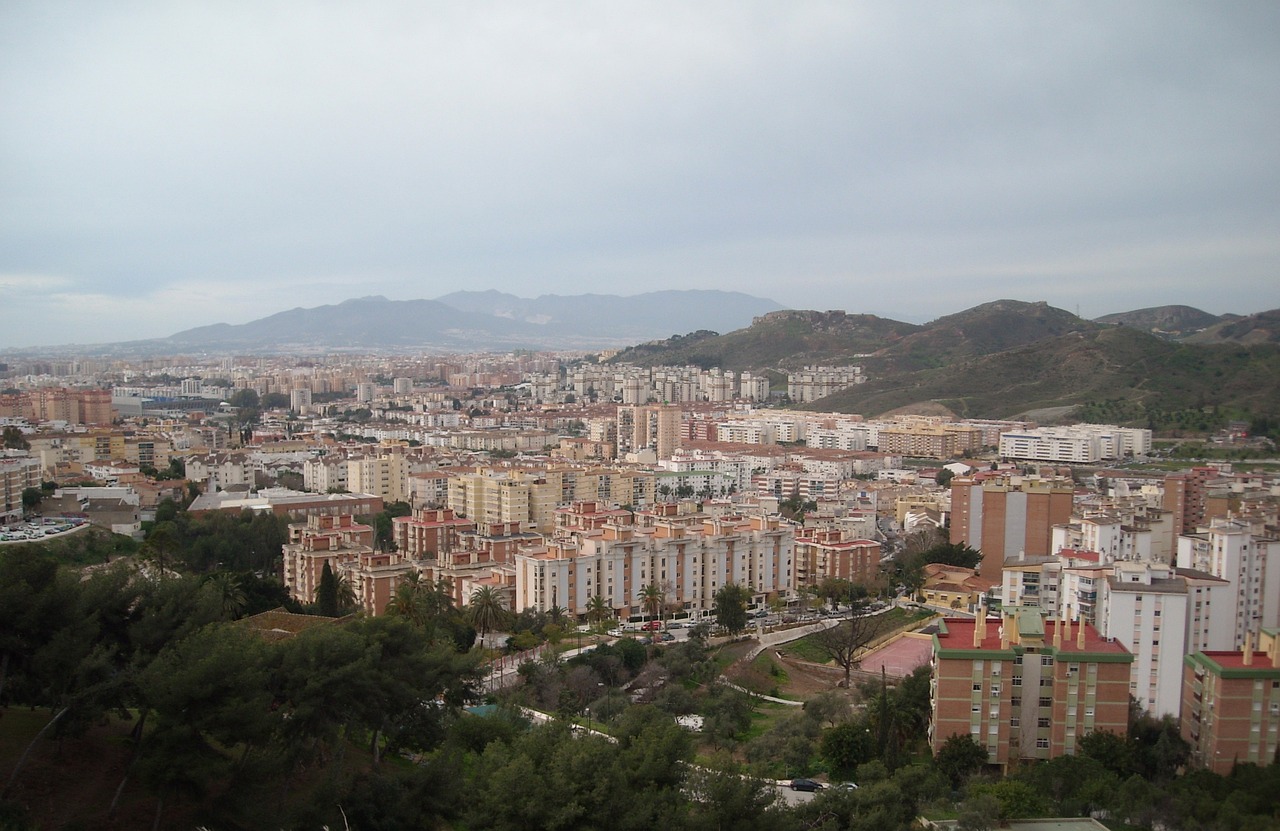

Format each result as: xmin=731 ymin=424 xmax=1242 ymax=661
xmin=3 ymin=2 xmax=1279 ymax=348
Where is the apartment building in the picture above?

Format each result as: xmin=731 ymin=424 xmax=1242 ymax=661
xmin=392 ymin=507 xmax=477 ymax=559
xmin=281 ymin=514 xmax=377 ymax=609
xmin=877 ymin=425 xmax=959 ymax=460
xmin=930 ymin=609 xmax=1133 ymax=769
xmin=185 ymin=452 xmax=252 ymax=492
xmin=1177 ymin=518 xmax=1280 ymax=648
xmin=0 ymin=387 xmax=114 ymax=426
xmin=1000 ymin=426 xmax=1152 ymax=464
xmin=787 ymin=366 xmax=863 ymax=403
xmin=514 ymin=506 xmax=794 ymax=622
xmin=1182 ymin=629 xmax=1280 ymax=774
xmin=793 ymin=527 xmax=881 ymax=588
xmin=1 ymin=454 xmax=42 ymax=524
xmin=347 ymin=452 xmax=411 ymax=504
xmin=951 ymin=475 xmax=1076 ymax=582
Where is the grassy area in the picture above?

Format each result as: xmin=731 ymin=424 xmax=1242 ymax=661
xmin=780 ymin=607 xmax=935 ymax=665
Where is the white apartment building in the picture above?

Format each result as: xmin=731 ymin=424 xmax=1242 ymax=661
xmin=185 ymin=453 xmax=252 ymax=492
xmin=807 ymin=424 xmax=870 ymax=451
xmin=999 ymin=426 xmax=1153 ymax=463
xmin=303 ymin=456 xmax=349 ymax=493
xmin=515 ymin=513 xmax=794 ymax=621
xmin=787 ymin=366 xmax=863 ymax=404
xmin=1177 ymin=518 xmax=1280 ymax=648
xmin=1097 ymin=560 xmax=1234 ymax=718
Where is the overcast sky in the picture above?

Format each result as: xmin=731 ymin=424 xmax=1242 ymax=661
xmin=3 ymin=2 xmax=1279 ymax=348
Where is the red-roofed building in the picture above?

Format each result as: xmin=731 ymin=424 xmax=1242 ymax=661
xmin=1182 ymin=628 xmax=1280 ymax=774
xmin=930 ymin=607 xmax=1133 ymax=770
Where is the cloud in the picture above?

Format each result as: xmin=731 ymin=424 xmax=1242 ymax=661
xmin=1 ymin=2 xmax=1278 ymax=346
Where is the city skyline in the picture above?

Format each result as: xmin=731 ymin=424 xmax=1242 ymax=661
xmin=4 ymin=2 xmax=1279 ymax=347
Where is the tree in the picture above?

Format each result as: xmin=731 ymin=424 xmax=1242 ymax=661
xmin=713 ymin=583 xmax=751 ymax=636
xmin=316 ymin=561 xmax=339 ymax=617
xmin=934 ymin=733 xmax=989 ymax=788
xmin=468 ymin=585 xmax=509 ymax=646
xmin=586 ymin=595 xmax=612 ymax=629
xmin=21 ymin=486 xmax=43 ymax=514
xmin=812 ymin=599 xmax=881 ymax=687
xmin=2 ymin=426 xmax=30 ymax=450
xmin=640 ymin=583 xmax=665 ymax=625
xmin=822 ymin=719 xmax=876 ymax=776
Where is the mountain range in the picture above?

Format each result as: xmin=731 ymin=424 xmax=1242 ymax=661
xmin=140 ymin=291 xmax=786 ymax=354
xmin=608 ymin=300 xmax=1280 ymax=422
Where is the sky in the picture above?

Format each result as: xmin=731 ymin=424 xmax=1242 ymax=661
xmin=3 ymin=2 xmax=1279 ymax=348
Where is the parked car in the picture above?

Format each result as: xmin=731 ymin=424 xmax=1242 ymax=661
xmin=836 ymin=782 xmax=858 ymax=791
xmin=790 ymin=778 xmax=825 ymax=792
xmin=658 ymin=632 xmax=675 ymax=642
xmin=642 ymin=620 xmax=663 ymax=631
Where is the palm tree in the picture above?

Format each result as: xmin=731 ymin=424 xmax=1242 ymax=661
xmin=547 ymin=604 xmax=567 ymax=626
xmin=335 ymin=573 xmax=357 ymax=613
xmin=206 ymin=572 xmax=246 ymax=620
xmin=468 ymin=585 xmax=509 ymax=646
xmin=386 ymin=572 xmax=427 ymax=627
xmin=586 ymin=595 xmax=612 ymax=630
xmin=640 ymin=583 xmax=665 ymax=626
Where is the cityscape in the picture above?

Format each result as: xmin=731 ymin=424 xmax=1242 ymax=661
xmin=2 ymin=306 xmax=1278 ymax=828
xmin=3 ymin=2 xmax=1280 ymax=830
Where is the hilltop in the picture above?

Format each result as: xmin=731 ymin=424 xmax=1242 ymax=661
xmin=1094 ymin=304 xmax=1232 ymax=339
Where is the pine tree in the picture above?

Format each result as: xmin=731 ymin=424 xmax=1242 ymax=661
xmin=316 ymin=561 xmax=339 ymax=617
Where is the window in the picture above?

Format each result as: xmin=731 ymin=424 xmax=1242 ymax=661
xmin=1036 ymin=738 xmax=1050 ymax=749
xmin=1013 ymin=677 xmax=1022 ymax=687
xmin=1042 ymin=655 xmax=1055 ymax=667
xmin=1011 ymin=697 xmax=1021 ymax=708
xmin=1038 ymin=717 xmax=1052 ymax=728
xmin=1039 ymin=697 xmax=1052 ymax=707
xmin=1011 ymin=717 xmax=1021 ymax=727
xmin=973 ymin=683 xmax=983 ymax=692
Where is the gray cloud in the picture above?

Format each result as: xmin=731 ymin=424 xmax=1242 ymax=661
xmin=2 ymin=1 xmax=1278 ymax=347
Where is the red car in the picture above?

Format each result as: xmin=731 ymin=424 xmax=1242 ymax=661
xmin=642 ymin=620 xmax=663 ymax=631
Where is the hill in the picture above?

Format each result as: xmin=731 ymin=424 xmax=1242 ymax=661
xmin=1094 ymin=304 xmax=1229 ymax=338
xmin=1183 ymin=308 xmax=1280 ymax=345
xmin=807 ymin=326 xmax=1280 ymax=420
xmin=609 ymin=310 xmax=922 ymax=370
xmin=607 ymin=299 xmax=1280 ymax=421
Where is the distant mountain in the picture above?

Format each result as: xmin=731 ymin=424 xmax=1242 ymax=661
xmin=148 ymin=290 xmax=783 ymax=353
xmin=1094 ymin=305 xmax=1232 ymax=339
xmin=1182 ymin=308 xmax=1280 ymax=345
xmin=433 ymin=289 xmax=785 ymax=341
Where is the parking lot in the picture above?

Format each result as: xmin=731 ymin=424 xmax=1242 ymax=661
xmin=0 ymin=517 xmax=88 ymax=543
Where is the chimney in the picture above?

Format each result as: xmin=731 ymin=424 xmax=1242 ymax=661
xmin=1243 ymin=631 xmax=1254 ymax=666
xmin=1077 ymin=617 xmax=1086 ymax=649
xmin=1054 ymin=614 xmax=1063 ymax=648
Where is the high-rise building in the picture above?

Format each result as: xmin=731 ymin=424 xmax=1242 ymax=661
xmin=1182 ymin=628 xmax=1280 ymax=774
xmin=951 ymin=475 xmax=1076 ymax=582
xmin=930 ymin=608 xmax=1133 ymax=770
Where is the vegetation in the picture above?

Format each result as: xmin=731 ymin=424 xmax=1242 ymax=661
xmin=713 ymin=583 xmax=751 ymax=636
